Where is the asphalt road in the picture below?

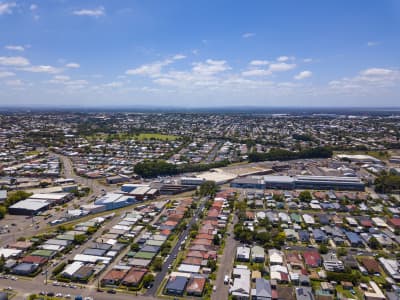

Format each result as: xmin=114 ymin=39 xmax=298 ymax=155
xmin=0 ymin=277 xmax=158 ymax=300
xmin=0 ymin=154 xmax=113 ymax=246
xmin=145 ymin=197 xmax=206 ymax=296
xmin=212 ymin=214 xmax=238 ymax=300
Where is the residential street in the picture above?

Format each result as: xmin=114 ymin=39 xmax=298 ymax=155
xmin=145 ymin=197 xmax=206 ymax=296
xmin=212 ymin=214 xmax=238 ymax=300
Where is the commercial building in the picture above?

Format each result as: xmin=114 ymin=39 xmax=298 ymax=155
xmin=8 ymin=199 xmax=50 ymax=215
xmin=180 ymin=177 xmax=206 ymax=186
xmin=94 ymin=193 xmax=136 ymax=210
xmin=230 ymin=175 xmax=364 ymax=191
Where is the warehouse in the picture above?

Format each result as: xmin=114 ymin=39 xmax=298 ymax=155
xmin=94 ymin=193 xmax=136 ymax=210
xmin=8 ymin=199 xmax=50 ymax=215
xmin=230 ymin=175 xmax=364 ymax=191
xmin=29 ymin=192 xmax=72 ymax=204
xmin=294 ymin=175 xmax=365 ymax=191
xmin=180 ymin=177 xmax=206 ymax=186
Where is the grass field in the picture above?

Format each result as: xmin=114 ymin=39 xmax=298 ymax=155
xmin=136 ymin=133 xmax=178 ymax=141
xmin=334 ymin=150 xmax=391 ymax=160
xmin=85 ymin=132 xmax=178 ymax=141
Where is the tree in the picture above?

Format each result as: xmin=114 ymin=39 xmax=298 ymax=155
xmin=131 ymin=243 xmax=140 ymax=251
xmin=213 ymin=235 xmax=220 ymax=246
xmin=368 ymin=237 xmax=381 ymax=250
xmin=207 ymin=259 xmax=217 ymax=272
xmin=142 ymin=273 xmax=155 ymax=287
xmin=319 ymin=244 xmax=329 ymax=254
xmin=74 ymin=234 xmax=86 ymax=244
xmin=0 ymin=255 xmax=5 ymax=272
xmin=299 ymin=190 xmax=312 ymax=202
xmin=0 ymin=205 xmax=6 ymax=219
xmin=152 ymin=257 xmax=163 ymax=271
xmin=199 ymin=181 xmax=218 ymax=198
xmin=374 ymin=172 xmax=400 ymax=193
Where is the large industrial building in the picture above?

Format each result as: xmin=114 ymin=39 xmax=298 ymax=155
xmin=8 ymin=192 xmax=73 ymax=215
xmin=94 ymin=193 xmax=137 ymax=210
xmin=8 ymin=199 xmax=51 ymax=215
xmin=231 ymin=175 xmax=365 ymax=191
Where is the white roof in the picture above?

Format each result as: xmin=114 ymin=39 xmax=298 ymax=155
xmin=9 ymin=199 xmax=49 ymax=210
xmin=63 ymin=261 xmax=84 ymax=277
xmin=73 ymin=254 xmax=111 ymax=264
xmin=39 ymin=244 xmax=64 ymax=251
xmin=30 ymin=193 xmax=69 ymax=200
xmin=0 ymin=248 xmax=22 ymax=258
xmin=177 ymin=264 xmax=201 ymax=273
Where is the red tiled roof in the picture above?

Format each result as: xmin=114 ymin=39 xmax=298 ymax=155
xmin=303 ymin=251 xmax=321 ymax=267
xmin=122 ymin=268 xmax=147 ymax=285
xmin=186 ymin=277 xmax=206 ymax=294
xmin=21 ymin=255 xmax=48 ymax=265
xmin=102 ymin=269 xmax=127 ymax=282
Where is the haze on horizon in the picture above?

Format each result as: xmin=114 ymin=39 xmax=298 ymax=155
xmin=0 ymin=0 xmax=399 ymax=107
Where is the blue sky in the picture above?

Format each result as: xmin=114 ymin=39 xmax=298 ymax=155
xmin=0 ymin=0 xmax=399 ymax=107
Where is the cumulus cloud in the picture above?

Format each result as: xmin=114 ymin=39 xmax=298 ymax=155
xmin=294 ymin=70 xmax=312 ymax=80
xmin=65 ymin=62 xmax=80 ymax=68
xmin=0 ymin=1 xmax=16 ymax=15
xmin=172 ymin=54 xmax=186 ymax=60
xmin=277 ymin=56 xmax=289 ymax=62
xmin=0 ymin=56 xmax=30 ymax=66
xmin=5 ymin=45 xmax=24 ymax=51
xmin=242 ymin=32 xmax=255 ymax=38
xmin=0 ymin=71 xmax=15 ymax=78
xmin=21 ymin=65 xmax=62 ymax=74
xmin=367 ymin=41 xmax=380 ymax=47
xmin=5 ymin=79 xmax=22 ymax=86
xmin=192 ymin=59 xmax=230 ymax=75
xmin=249 ymin=60 xmax=269 ymax=66
xmin=269 ymin=62 xmax=296 ymax=72
xmin=126 ymin=59 xmax=173 ymax=77
xmin=329 ymin=67 xmax=400 ymax=92
xmin=73 ymin=6 xmax=105 ymax=17
xmin=104 ymin=81 xmax=123 ymax=88
xmin=242 ymin=69 xmax=271 ymax=77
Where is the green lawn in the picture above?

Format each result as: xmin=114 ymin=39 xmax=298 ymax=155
xmin=136 ymin=133 xmax=178 ymax=141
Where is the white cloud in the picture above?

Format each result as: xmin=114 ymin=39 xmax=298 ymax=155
xmin=0 ymin=1 xmax=16 ymax=15
xmin=5 ymin=45 xmax=24 ymax=51
xmin=30 ymin=4 xmax=37 ymax=11
xmin=64 ymin=79 xmax=88 ymax=86
xmin=294 ymin=70 xmax=312 ymax=80
xmin=104 ymin=81 xmax=123 ymax=88
xmin=277 ymin=56 xmax=289 ymax=62
xmin=65 ymin=62 xmax=80 ymax=68
xmin=50 ymin=75 xmax=70 ymax=82
xmin=5 ymin=79 xmax=22 ymax=86
xmin=367 ymin=41 xmax=379 ymax=47
xmin=0 ymin=56 xmax=30 ymax=66
xmin=249 ymin=60 xmax=269 ymax=66
xmin=73 ymin=6 xmax=105 ymax=17
xmin=126 ymin=59 xmax=173 ymax=77
xmin=21 ymin=65 xmax=62 ymax=74
xmin=0 ymin=71 xmax=15 ymax=78
xmin=192 ymin=59 xmax=230 ymax=75
xmin=242 ymin=69 xmax=271 ymax=77
xmin=242 ymin=32 xmax=255 ymax=38
xmin=303 ymin=58 xmax=313 ymax=63
xmin=172 ymin=54 xmax=186 ymax=60
xmin=360 ymin=68 xmax=394 ymax=77
xmin=269 ymin=62 xmax=296 ymax=72
xmin=329 ymin=67 xmax=400 ymax=93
